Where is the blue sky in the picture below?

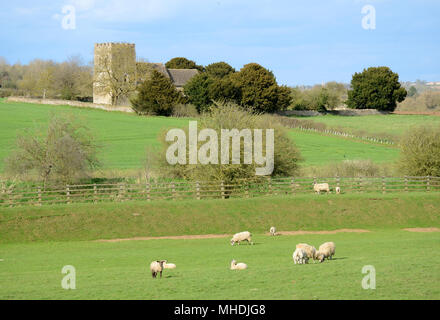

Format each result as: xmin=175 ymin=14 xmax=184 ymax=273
xmin=1 ymin=0 xmax=439 ymax=85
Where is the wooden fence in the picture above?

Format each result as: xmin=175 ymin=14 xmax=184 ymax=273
xmin=0 ymin=176 xmax=439 ymax=207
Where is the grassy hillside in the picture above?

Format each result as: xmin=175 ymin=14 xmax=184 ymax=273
xmin=1 ymin=193 xmax=439 ymax=243
xmin=1 ymin=230 xmax=439 ymax=299
xmin=289 ymin=114 xmax=440 ymax=138
xmin=0 ymin=100 xmax=400 ymax=171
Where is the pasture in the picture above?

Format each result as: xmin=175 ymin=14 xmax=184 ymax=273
xmin=289 ymin=114 xmax=440 ymax=138
xmin=0 ymin=99 xmax=401 ymax=171
xmin=0 ymin=229 xmax=439 ymax=300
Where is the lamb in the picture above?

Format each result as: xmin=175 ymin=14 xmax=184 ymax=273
xmin=270 ymin=226 xmax=276 ymax=236
xmin=335 ymin=186 xmax=341 ymax=194
xmin=230 ymin=259 xmax=247 ymax=270
xmin=313 ymin=183 xmax=330 ymax=194
xmin=230 ymin=231 xmax=253 ymax=245
xmin=163 ymin=262 xmax=176 ymax=269
xmin=296 ymin=243 xmax=317 ymax=262
xmin=316 ymin=242 xmax=336 ymax=262
xmin=292 ymin=248 xmax=309 ymax=264
xmin=150 ymin=260 xmax=167 ymax=278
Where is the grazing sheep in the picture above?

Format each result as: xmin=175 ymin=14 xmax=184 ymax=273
xmin=163 ymin=262 xmax=176 ymax=269
xmin=230 ymin=259 xmax=247 ymax=270
xmin=313 ymin=183 xmax=330 ymax=194
xmin=296 ymin=243 xmax=317 ymax=262
xmin=292 ymin=248 xmax=309 ymax=264
xmin=150 ymin=260 xmax=167 ymax=278
xmin=270 ymin=226 xmax=276 ymax=236
xmin=335 ymin=186 xmax=341 ymax=194
xmin=230 ymin=231 xmax=253 ymax=246
xmin=316 ymin=242 xmax=336 ymax=262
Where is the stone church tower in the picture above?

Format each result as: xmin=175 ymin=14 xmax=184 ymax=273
xmin=93 ymin=43 xmax=136 ymax=105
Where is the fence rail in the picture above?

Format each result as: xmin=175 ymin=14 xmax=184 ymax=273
xmin=1 ymin=176 xmax=439 ymax=207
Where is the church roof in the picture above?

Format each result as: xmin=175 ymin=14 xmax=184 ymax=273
xmin=167 ymin=69 xmax=199 ymax=87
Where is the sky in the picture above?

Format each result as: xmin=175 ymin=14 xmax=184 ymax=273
xmin=0 ymin=0 xmax=439 ymax=86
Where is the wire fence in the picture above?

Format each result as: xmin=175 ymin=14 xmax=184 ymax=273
xmin=0 ymin=176 xmax=439 ymax=207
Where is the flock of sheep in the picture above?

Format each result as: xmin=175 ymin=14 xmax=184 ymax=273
xmin=149 ymin=228 xmax=335 ymax=278
xmin=313 ymin=183 xmax=341 ymax=195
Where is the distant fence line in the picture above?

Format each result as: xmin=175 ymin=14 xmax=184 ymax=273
xmin=0 ymin=176 xmax=439 ymax=207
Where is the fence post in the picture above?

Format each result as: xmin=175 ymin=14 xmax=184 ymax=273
xmin=245 ymin=182 xmax=249 ymax=198
xmin=146 ymin=182 xmax=150 ymax=201
xmin=172 ymin=182 xmax=176 ymax=200
xmin=66 ymin=185 xmax=71 ymax=204
xmin=93 ymin=183 xmax=97 ymax=203
xmin=196 ymin=181 xmax=200 ymax=200
xmin=291 ymin=177 xmax=295 ymax=194
xmin=404 ymin=176 xmax=408 ymax=193
xmin=382 ymin=176 xmax=386 ymax=194
xmin=221 ymin=181 xmax=225 ymax=200
xmin=267 ymin=177 xmax=272 ymax=195
xmin=359 ymin=177 xmax=363 ymax=193
xmin=38 ymin=187 xmax=42 ymax=206
xmin=427 ymin=176 xmax=430 ymax=192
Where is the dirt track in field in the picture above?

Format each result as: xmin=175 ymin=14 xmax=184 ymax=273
xmin=95 ymin=229 xmax=370 ymax=242
xmin=402 ymin=227 xmax=440 ymax=233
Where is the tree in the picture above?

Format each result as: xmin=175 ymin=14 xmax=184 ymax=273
xmin=131 ymin=70 xmax=183 ymax=116
xmin=5 ymin=113 xmax=100 ymax=185
xmin=183 ymin=73 xmax=214 ymax=113
xmin=205 ymin=62 xmax=235 ymax=79
xmin=165 ymin=57 xmax=204 ymax=72
xmin=407 ymin=86 xmax=417 ymax=97
xmin=347 ymin=67 xmax=407 ymax=111
xmin=231 ymin=63 xmax=291 ymax=113
xmin=398 ymin=126 xmax=440 ymax=177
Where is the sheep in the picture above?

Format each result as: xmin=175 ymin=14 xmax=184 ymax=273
xmin=163 ymin=262 xmax=176 ymax=269
xmin=230 ymin=231 xmax=253 ymax=246
xmin=335 ymin=186 xmax=341 ymax=194
xmin=230 ymin=259 xmax=247 ymax=270
xmin=296 ymin=243 xmax=317 ymax=262
xmin=270 ymin=226 xmax=276 ymax=236
xmin=316 ymin=242 xmax=336 ymax=262
xmin=292 ymin=248 xmax=309 ymax=264
xmin=313 ymin=183 xmax=330 ymax=194
xmin=150 ymin=260 xmax=167 ymax=278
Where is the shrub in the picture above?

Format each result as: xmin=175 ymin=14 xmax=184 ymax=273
xmin=158 ymin=102 xmax=302 ymax=184
xmin=5 ymin=113 xmax=100 ymax=185
xmin=172 ymin=104 xmax=199 ymax=118
xmin=205 ymin=62 xmax=235 ymax=79
xmin=347 ymin=66 xmax=407 ymax=111
xmin=131 ymin=70 xmax=184 ymax=116
xmin=398 ymin=126 xmax=440 ymax=177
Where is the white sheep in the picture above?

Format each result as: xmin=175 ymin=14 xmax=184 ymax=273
xmin=150 ymin=260 xmax=167 ymax=278
xmin=292 ymin=248 xmax=309 ymax=264
xmin=313 ymin=183 xmax=330 ymax=194
xmin=230 ymin=259 xmax=247 ymax=270
xmin=316 ymin=242 xmax=336 ymax=262
xmin=230 ymin=231 xmax=253 ymax=245
xmin=270 ymin=226 xmax=276 ymax=236
xmin=296 ymin=243 xmax=317 ymax=262
xmin=163 ymin=262 xmax=176 ymax=269
xmin=335 ymin=186 xmax=341 ymax=194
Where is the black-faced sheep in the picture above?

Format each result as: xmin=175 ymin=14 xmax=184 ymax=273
xmin=150 ymin=260 xmax=167 ymax=278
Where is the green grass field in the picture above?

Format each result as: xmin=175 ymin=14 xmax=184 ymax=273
xmin=0 ymin=99 xmax=400 ymax=171
xmin=290 ymin=114 xmax=440 ymax=138
xmin=1 ymin=229 xmax=439 ymax=299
